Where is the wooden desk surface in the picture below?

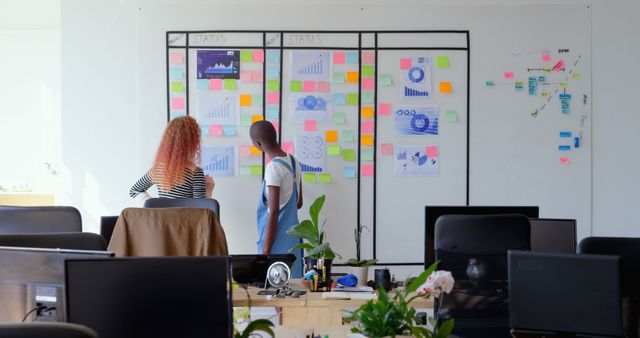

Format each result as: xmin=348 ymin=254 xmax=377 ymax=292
xmin=274 ymin=325 xmax=354 ymax=338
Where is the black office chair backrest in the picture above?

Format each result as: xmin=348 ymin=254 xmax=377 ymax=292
xmin=0 ymin=322 xmax=98 ymax=338
xmin=0 ymin=232 xmax=107 ymax=251
xmin=0 ymin=206 xmax=82 ymax=234
xmin=100 ymin=216 xmax=119 ymax=244
xmin=143 ymin=198 xmax=220 ymax=216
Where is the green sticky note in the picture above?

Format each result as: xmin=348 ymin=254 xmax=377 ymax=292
xmin=239 ymin=166 xmax=251 ymax=176
xmin=240 ymin=114 xmax=251 ymax=126
xmin=445 ymin=110 xmax=458 ymax=122
xmin=333 ymin=72 xmax=345 ymax=84
xmin=333 ymin=112 xmax=346 ymax=124
xmin=361 ymin=148 xmax=374 ymax=162
xmin=252 ymin=94 xmax=263 ymax=106
xmin=240 ymin=50 xmax=252 ymax=62
xmin=224 ymin=79 xmax=237 ymax=90
xmin=379 ymin=75 xmax=392 ymax=86
xmin=328 ymin=145 xmax=341 ymax=156
xmin=267 ymin=80 xmax=279 ymax=92
xmin=171 ymin=82 xmax=185 ymax=92
xmin=362 ymin=92 xmax=374 ymax=104
xmin=346 ymin=93 xmax=359 ymax=105
xmin=343 ymin=148 xmax=356 ymax=161
xmin=319 ymin=173 xmax=332 ymax=183
xmin=362 ymin=65 xmax=375 ymax=77
xmin=342 ymin=130 xmax=354 ymax=142
xmin=290 ymin=81 xmax=302 ymax=92
xmin=303 ymin=172 xmax=317 ymax=183
xmin=436 ymin=56 xmax=449 ymax=69
xmin=250 ymin=165 xmax=262 ymax=175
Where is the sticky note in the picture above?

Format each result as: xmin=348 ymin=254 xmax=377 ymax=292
xmin=436 ymin=56 xmax=449 ymax=69
xmin=209 ymin=79 xmax=223 ymax=91
xmin=251 ymin=70 xmax=263 ymax=82
xmin=171 ymin=82 xmax=185 ymax=92
xmin=346 ymin=51 xmax=358 ymax=64
xmin=265 ymin=80 xmax=279 ymax=92
xmin=240 ymin=94 xmax=252 ymax=107
xmin=440 ymin=82 xmax=452 ymax=93
xmin=343 ymin=166 xmax=356 ymax=178
xmin=326 ymin=130 xmax=338 ymax=143
xmin=303 ymin=81 xmax=316 ymax=92
xmin=333 ymin=51 xmax=346 ymax=64
xmin=251 ymin=114 xmax=264 ymax=123
xmin=346 ymin=93 xmax=359 ymax=105
xmin=171 ymin=111 xmax=186 ymax=120
xmin=170 ymin=68 xmax=184 ymax=80
xmin=378 ymin=103 xmax=391 ymax=116
xmin=240 ymin=50 xmax=252 ymax=63
xmin=341 ymin=130 xmax=354 ymax=142
xmin=361 ymin=107 xmax=374 ymax=119
xmin=198 ymin=124 xmax=208 ymax=134
xmin=346 ymin=71 xmax=359 ymax=83
xmin=240 ymin=70 xmax=252 ymax=82
xmin=333 ymin=72 xmax=345 ymax=84
xmin=304 ymin=120 xmax=317 ymax=131
xmin=361 ymin=135 xmax=374 ymax=147
xmin=266 ymin=92 xmax=279 ymax=105
xmin=240 ymin=166 xmax=251 ymax=175
xmin=251 ymin=165 xmax=262 ymax=175
xmin=445 ymin=110 xmax=458 ymax=122
xmin=223 ymin=79 xmax=237 ymax=90
xmin=282 ymin=141 xmax=294 ymax=154
xmin=252 ymin=50 xmax=264 ymax=63
xmin=197 ymin=79 xmax=209 ymax=90
xmin=553 ymin=60 xmax=565 ymax=72
xmin=362 ymin=78 xmax=374 ymax=91
xmin=362 ymin=52 xmax=375 ymax=65
xmin=362 ymin=164 xmax=374 ymax=177
xmin=327 ymin=145 xmax=341 ymax=156
xmin=223 ymin=125 xmax=236 ymax=136
xmin=319 ymin=173 xmax=332 ymax=183
xmin=362 ymin=65 xmax=374 ymax=77
xmin=333 ymin=93 xmax=346 ymax=105
xmin=560 ymin=157 xmax=570 ymax=165
xmin=362 ymin=92 xmax=374 ymax=104
xmin=542 ymin=53 xmax=552 ymax=62
xmin=240 ymin=114 xmax=251 ymax=126
xmin=571 ymin=72 xmax=582 ymax=79
xmin=558 ymin=145 xmax=571 ymax=151
xmin=251 ymin=146 xmax=262 ymax=155
xmin=290 ymin=81 xmax=302 ymax=92
xmin=252 ymin=94 xmax=263 ymax=106
xmin=170 ymin=53 xmax=183 ymax=64
xmin=318 ymin=81 xmax=330 ymax=93
xmin=171 ymin=98 xmax=185 ymax=110
xmin=379 ymin=75 xmax=392 ymax=86
xmin=361 ymin=121 xmax=374 ymax=134
xmin=381 ymin=143 xmax=394 ymax=155
xmin=267 ymin=51 xmax=280 ymax=64
xmin=343 ymin=149 xmax=356 ymax=161
xmin=333 ymin=112 xmax=346 ymax=124
xmin=266 ymin=106 xmax=279 ymax=120
xmin=504 ymin=72 xmax=514 ymax=79
xmin=560 ymin=131 xmax=572 ymax=138
xmin=426 ymin=146 xmax=439 ymax=158
xmin=361 ymin=148 xmax=374 ymax=162
xmin=266 ymin=66 xmax=279 ymax=79
xmin=209 ymin=125 xmax=223 ymax=137
xmin=239 ymin=146 xmax=251 ymax=156
xmin=400 ymin=58 xmax=412 ymax=70
xmin=303 ymin=172 xmax=317 ymax=183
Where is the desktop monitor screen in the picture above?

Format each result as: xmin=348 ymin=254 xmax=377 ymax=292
xmin=424 ymin=206 xmax=539 ymax=267
xmin=0 ymin=246 xmax=114 ymax=322
xmin=65 ymin=257 xmax=233 ymax=338
xmin=529 ymin=218 xmax=576 ymax=253
xmin=509 ymin=250 xmax=622 ymax=337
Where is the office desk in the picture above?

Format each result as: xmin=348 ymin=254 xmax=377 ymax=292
xmin=0 ymin=193 xmax=54 ymax=206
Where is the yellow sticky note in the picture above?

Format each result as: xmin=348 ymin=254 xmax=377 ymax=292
xmin=250 ymin=145 xmax=262 ymax=155
xmin=440 ymin=82 xmax=452 ymax=93
xmin=325 ymin=130 xmax=338 ymax=143
xmin=251 ymin=114 xmax=263 ymax=123
xmin=361 ymin=135 xmax=374 ymax=147
xmin=327 ymin=145 xmax=341 ymax=156
xmin=346 ymin=71 xmax=359 ymax=83
xmin=250 ymin=165 xmax=262 ymax=175
xmin=171 ymin=82 xmax=185 ymax=92
xmin=319 ymin=173 xmax=332 ymax=183
xmin=303 ymin=172 xmax=317 ymax=183
xmin=361 ymin=107 xmax=374 ymax=119
xmin=240 ymin=94 xmax=252 ymax=107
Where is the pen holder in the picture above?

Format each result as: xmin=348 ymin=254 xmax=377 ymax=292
xmin=304 ymin=258 xmax=333 ymax=292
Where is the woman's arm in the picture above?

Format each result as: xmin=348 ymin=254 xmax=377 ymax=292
xmin=193 ymin=168 xmax=212 ymax=198
xmin=130 ymin=170 xmax=154 ymax=201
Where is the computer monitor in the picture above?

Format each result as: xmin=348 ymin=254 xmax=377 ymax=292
xmin=231 ymin=253 xmax=296 ymax=285
xmin=424 ymin=206 xmax=539 ymax=267
xmin=509 ymin=250 xmax=622 ymax=337
xmin=529 ymin=218 xmax=576 ymax=253
xmin=65 ymin=257 xmax=233 ymax=338
xmin=0 ymin=246 xmax=114 ymax=322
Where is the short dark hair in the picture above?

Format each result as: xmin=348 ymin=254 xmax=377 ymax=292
xmin=249 ymin=120 xmax=278 ymax=147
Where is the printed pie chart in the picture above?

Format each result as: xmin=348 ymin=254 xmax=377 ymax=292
xmin=410 ymin=113 xmax=430 ymax=132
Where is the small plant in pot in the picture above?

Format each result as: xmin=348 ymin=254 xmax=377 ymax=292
xmin=286 ymin=195 xmax=340 ymax=290
xmin=344 ymin=223 xmax=377 ymax=286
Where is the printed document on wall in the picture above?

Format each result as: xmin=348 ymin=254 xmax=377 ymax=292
xmin=294 ymin=132 xmax=326 ymax=173
xmin=394 ymin=145 xmax=439 ymax=177
xmin=394 ymin=105 xmax=439 ymax=136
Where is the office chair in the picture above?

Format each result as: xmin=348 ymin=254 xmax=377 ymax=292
xmin=100 ymin=216 xmax=119 ymax=243
xmin=143 ymin=198 xmax=220 ymax=216
xmin=578 ymin=237 xmax=640 ymax=338
xmin=0 ymin=206 xmax=82 ymax=234
xmin=0 ymin=322 xmax=98 ymax=338
xmin=434 ymin=214 xmax=531 ymax=338
xmin=0 ymin=232 xmax=107 ymax=251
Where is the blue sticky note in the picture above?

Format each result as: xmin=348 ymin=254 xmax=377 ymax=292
xmin=574 ymin=137 xmax=580 ymax=148
xmin=266 ymin=66 xmax=280 ymax=80
xmin=170 ymin=111 xmax=186 ymax=120
xmin=170 ymin=68 xmax=184 ymax=80
xmin=559 ymin=131 xmax=572 ymax=138
xmin=559 ymin=145 xmax=571 ymax=151
xmin=197 ymin=79 xmax=209 ymax=90
xmin=199 ymin=124 xmax=208 ymax=134
xmin=333 ymin=93 xmax=346 ymax=105
xmin=343 ymin=166 xmax=356 ymax=178
xmin=223 ymin=125 xmax=236 ymax=136
xmin=266 ymin=106 xmax=279 ymax=120
xmin=346 ymin=51 xmax=358 ymax=64
xmin=252 ymin=94 xmax=263 ymax=106
xmin=266 ymin=51 xmax=280 ymax=64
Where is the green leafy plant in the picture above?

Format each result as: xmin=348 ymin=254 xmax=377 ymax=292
xmin=344 ymin=262 xmax=455 ymax=338
xmin=286 ymin=195 xmax=340 ymax=259
xmin=345 ymin=258 xmax=378 ymax=267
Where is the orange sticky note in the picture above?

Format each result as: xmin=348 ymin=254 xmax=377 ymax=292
xmin=362 ymin=164 xmax=374 ymax=176
xmin=346 ymin=71 xmax=359 ymax=83
xmin=378 ymin=103 xmax=391 ymax=116
xmin=250 ymin=145 xmax=262 ymax=155
xmin=361 ymin=107 xmax=374 ymax=119
xmin=251 ymin=114 xmax=263 ymax=123
xmin=381 ymin=144 xmax=393 ymax=155
xmin=361 ymin=134 xmax=374 ymax=147
xmin=325 ymin=130 xmax=338 ymax=143
xmin=304 ymin=120 xmax=317 ymax=132
xmin=240 ymin=94 xmax=252 ymax=107
xmin=440 ymin=82 xmax=452 ymax=93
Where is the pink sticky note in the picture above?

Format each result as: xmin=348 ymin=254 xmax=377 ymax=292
xmin=251 ymin=70 xmax=263 ymax=83
xmin=362 ymin=52 xmax=375 ymax=64
xmin=362 ymin=121 xmax=374 ymax=134
xmin=209 ymin=125 xmax=223 ymax=137
xmin=400 ymin=58 xmax=412 ymax=70
xmin=553 ymin=60 xmax=565 ymax=72
xmin=362 ymin=164 xmax=374 ymax=177
xmin=266 ymin=92 xmax=280 ymax=105
xmin=171 ymin=98 xmax=184 ymax=109
xmin=304 ymin=120 xmax=317 ymax=132
xmin=542 ymin=53 xmax=552 ymax=62
xmin=282 ymin=141 xmax=294 ymax=154
xmin=252 ymin=50 xmax=264 ymax=63
xmin=240 ymin=70 xmax=252 ymax=82
xmin=239 ymin=145 xmax=251 ymax=156
xmin=426 ymin=146 xmax=439 ymax=158
xmin=318 ymin=81 xmax=330 ymax=93
xmin=271 ymin=121 xmax=279 ymax=134
xmin=303 ymin=81 xmax=316 ymax=92
xmin=333 ymin=52 xmax=346 ymax=64
xmin=378 ymin=103 xmax=391 ymax=116
xmin=381 ymin=144 xmax=394 ymax=155
xmin=560 ymin=156 xmax=570 ymax=165
xmin=362 ymin=78 xmax=374 ymax=91
xmin=504 ymin=72 xmax=514 ymax=79
xmin=170 ymin=53 xmax=183 ymax=64
xmin=209 ymin=79 xmax=223 ymax=91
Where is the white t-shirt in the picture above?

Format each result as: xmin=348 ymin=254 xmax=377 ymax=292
xmin=264 ymin=154 xmax=302 ymax=209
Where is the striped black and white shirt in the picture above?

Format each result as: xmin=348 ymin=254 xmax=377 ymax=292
xmin=130 ymin=167 xmax=207 ymax=199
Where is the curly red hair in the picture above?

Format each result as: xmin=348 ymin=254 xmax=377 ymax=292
xmin=152 ymin=116 xmax=201 ymax=190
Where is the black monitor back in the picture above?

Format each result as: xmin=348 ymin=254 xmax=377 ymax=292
xmin=529 ymin=218 xmax=576 ymax=253
xmin=509 ymin=250 xmax=622 ymax=337
xmin=425 ymin=206 xmax=539 ymax=266
xmin=231 ymin=254 xmax=296 ymax=284
xmin=65 ymin=257 xmax=232 ymax=338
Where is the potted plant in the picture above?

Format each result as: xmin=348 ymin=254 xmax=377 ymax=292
xmin=287 ymin=195 xmax=340 ymax=289
xmin=344 ymin=262 xmax=455 ymax=338
xmin=345 ymin=223 xmax=377 ymax=286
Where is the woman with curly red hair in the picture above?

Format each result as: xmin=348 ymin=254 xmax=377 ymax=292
xmin=130 ymin=116 xmax=214 ymax=200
